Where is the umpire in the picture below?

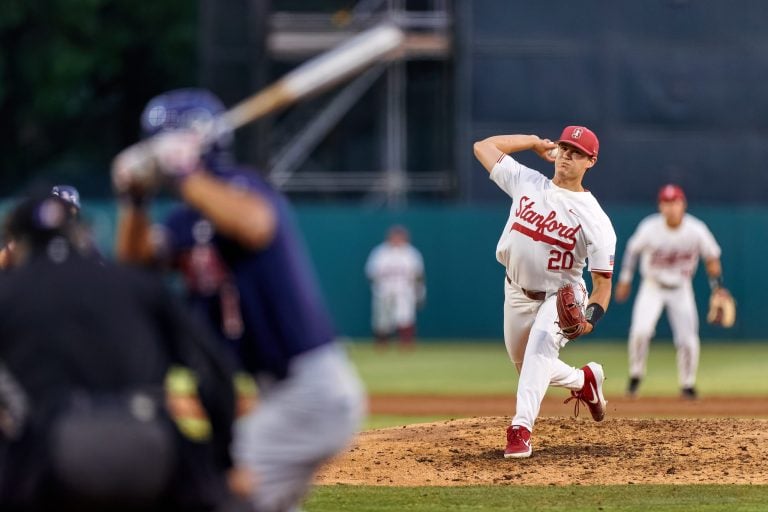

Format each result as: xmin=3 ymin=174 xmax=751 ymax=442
xmin=0 ymin=189 xmax=242 ymax=512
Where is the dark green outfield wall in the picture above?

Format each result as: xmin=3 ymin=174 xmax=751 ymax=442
xmin=294 ymin=204 xmax=760 ymax=341
xmin=2 ymin=200 xmax=761 ymax=340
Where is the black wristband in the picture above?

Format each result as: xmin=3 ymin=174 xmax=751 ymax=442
xmin=585 ymin=303 xmax=605 ymax=327
xmin=708 ymin=276 xmax=723 ymax=291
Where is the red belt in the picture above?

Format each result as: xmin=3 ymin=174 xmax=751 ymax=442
xmin=506 ymin=274 xmax=546 ymax=301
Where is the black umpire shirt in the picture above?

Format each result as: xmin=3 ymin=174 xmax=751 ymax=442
xmin=0 ymin=249 xmax=237 ymax=512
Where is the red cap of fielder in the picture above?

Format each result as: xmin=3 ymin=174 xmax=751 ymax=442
xmin=557 ymin=126 xmax=599 ymax=157
xmin=658 ymin=184 xmax=686 ymax=202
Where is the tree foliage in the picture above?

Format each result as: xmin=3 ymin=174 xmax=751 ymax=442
xmin=0 ymin=0 xmax=197 ymax=194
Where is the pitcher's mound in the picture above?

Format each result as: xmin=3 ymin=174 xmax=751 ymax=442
xmin=316 ymin=416 xmax=768 ymax=486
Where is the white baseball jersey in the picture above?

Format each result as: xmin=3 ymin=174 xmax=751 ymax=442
xmin=490 ymin=155 xmax=616 ymax=292
xmin=618 ymin=213 xmax=721 ymax=288
xmin=365 ymin=242 xmax=424 ymax=332
xmin=365 ymin=243 xmax=424 ymax=296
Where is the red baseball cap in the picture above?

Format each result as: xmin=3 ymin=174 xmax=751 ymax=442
xmin=557 ymin=126 xmax=599 ymax=157
xmin=658 ymin=184 xmax=686 ymax=202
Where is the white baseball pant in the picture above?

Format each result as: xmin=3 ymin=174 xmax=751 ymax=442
xmin=232 ymin=343 xmax=365 ymax=512
xmin=371 ymin=289 xmax=417 ymax=333
xmin=628 ymin=280 xmax=700 ymax=388
xmin=503 ymin=278 xmax=585 ymax=432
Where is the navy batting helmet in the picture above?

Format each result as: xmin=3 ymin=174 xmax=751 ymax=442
xmin=140 ymin=88 xmax=233 ymax=168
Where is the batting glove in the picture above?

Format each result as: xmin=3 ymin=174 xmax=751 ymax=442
xmin=149 ymin=130 xmax=205 ymax=183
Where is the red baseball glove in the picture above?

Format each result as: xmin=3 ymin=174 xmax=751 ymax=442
xmin=556 ymin=283 xmax=588 ymax=340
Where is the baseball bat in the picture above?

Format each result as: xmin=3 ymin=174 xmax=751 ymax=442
xmin=217 ymin=22 xmax=404 ymax=135
xmin=117 ymin=23 xmax=404 ymax=177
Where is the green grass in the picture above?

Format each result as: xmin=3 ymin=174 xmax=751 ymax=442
xmin=346 ymin=340 xmax=768 ymax=397
xmin=305 ymin=485 xmax=768 ymax=512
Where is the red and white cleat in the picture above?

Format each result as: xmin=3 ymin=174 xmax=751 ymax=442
xmin=565 ymin=362 xmax=607 ymax=422
xmin=504 ymin=425 xmax=532 ymax=458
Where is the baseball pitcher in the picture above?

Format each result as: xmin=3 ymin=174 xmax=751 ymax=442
xmin=474 ymin=126 xmax=616 ymax=459
xmin=615 ymin=184 xmax=729 ymax=399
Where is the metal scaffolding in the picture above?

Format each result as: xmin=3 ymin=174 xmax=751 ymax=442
xmin=264 ymin=0 xmax=453 ymax=206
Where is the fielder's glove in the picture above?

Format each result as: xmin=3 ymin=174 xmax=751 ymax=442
xmin=707 ymin=287 xmax=736 ymax=328
xmin=556 ymin=283 xmax=589 ymax=340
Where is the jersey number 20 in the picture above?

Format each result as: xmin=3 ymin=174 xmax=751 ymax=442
xmin=547 ymin=249 xmax=574 ymax=270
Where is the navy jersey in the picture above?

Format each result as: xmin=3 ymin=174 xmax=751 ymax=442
xmin=162 ymin=166 xmax=335 ymax=380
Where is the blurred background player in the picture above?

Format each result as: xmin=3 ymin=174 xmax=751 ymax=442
xmin=473 ymin=126 xmax=616 ymax=459
xmin=615 ymin=184 xmax=726 ymax=399
xmin=112 ymin=88 xmax=365 ymax=512
xmin=0 ymin=188 xmax=240 ymax=512
xmin=364 ymin=225 xmax=426 ymax=348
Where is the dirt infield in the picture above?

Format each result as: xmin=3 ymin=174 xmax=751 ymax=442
xmin=315 ymin=394 xmax=768 ymax=486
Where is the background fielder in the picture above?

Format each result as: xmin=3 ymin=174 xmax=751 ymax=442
xmin=365 ymin=225 xmax=425 ymax=348
xmin=615 ymin=184 xmax=725 ymax=399
xmin=473 ymin=125 xmax=616 ymax=459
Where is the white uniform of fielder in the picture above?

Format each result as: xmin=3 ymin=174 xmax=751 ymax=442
xmin=365 ymin=228 xmax=425 ymax=345
xmin=618 ymin=187 xmax=721 ymax=395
